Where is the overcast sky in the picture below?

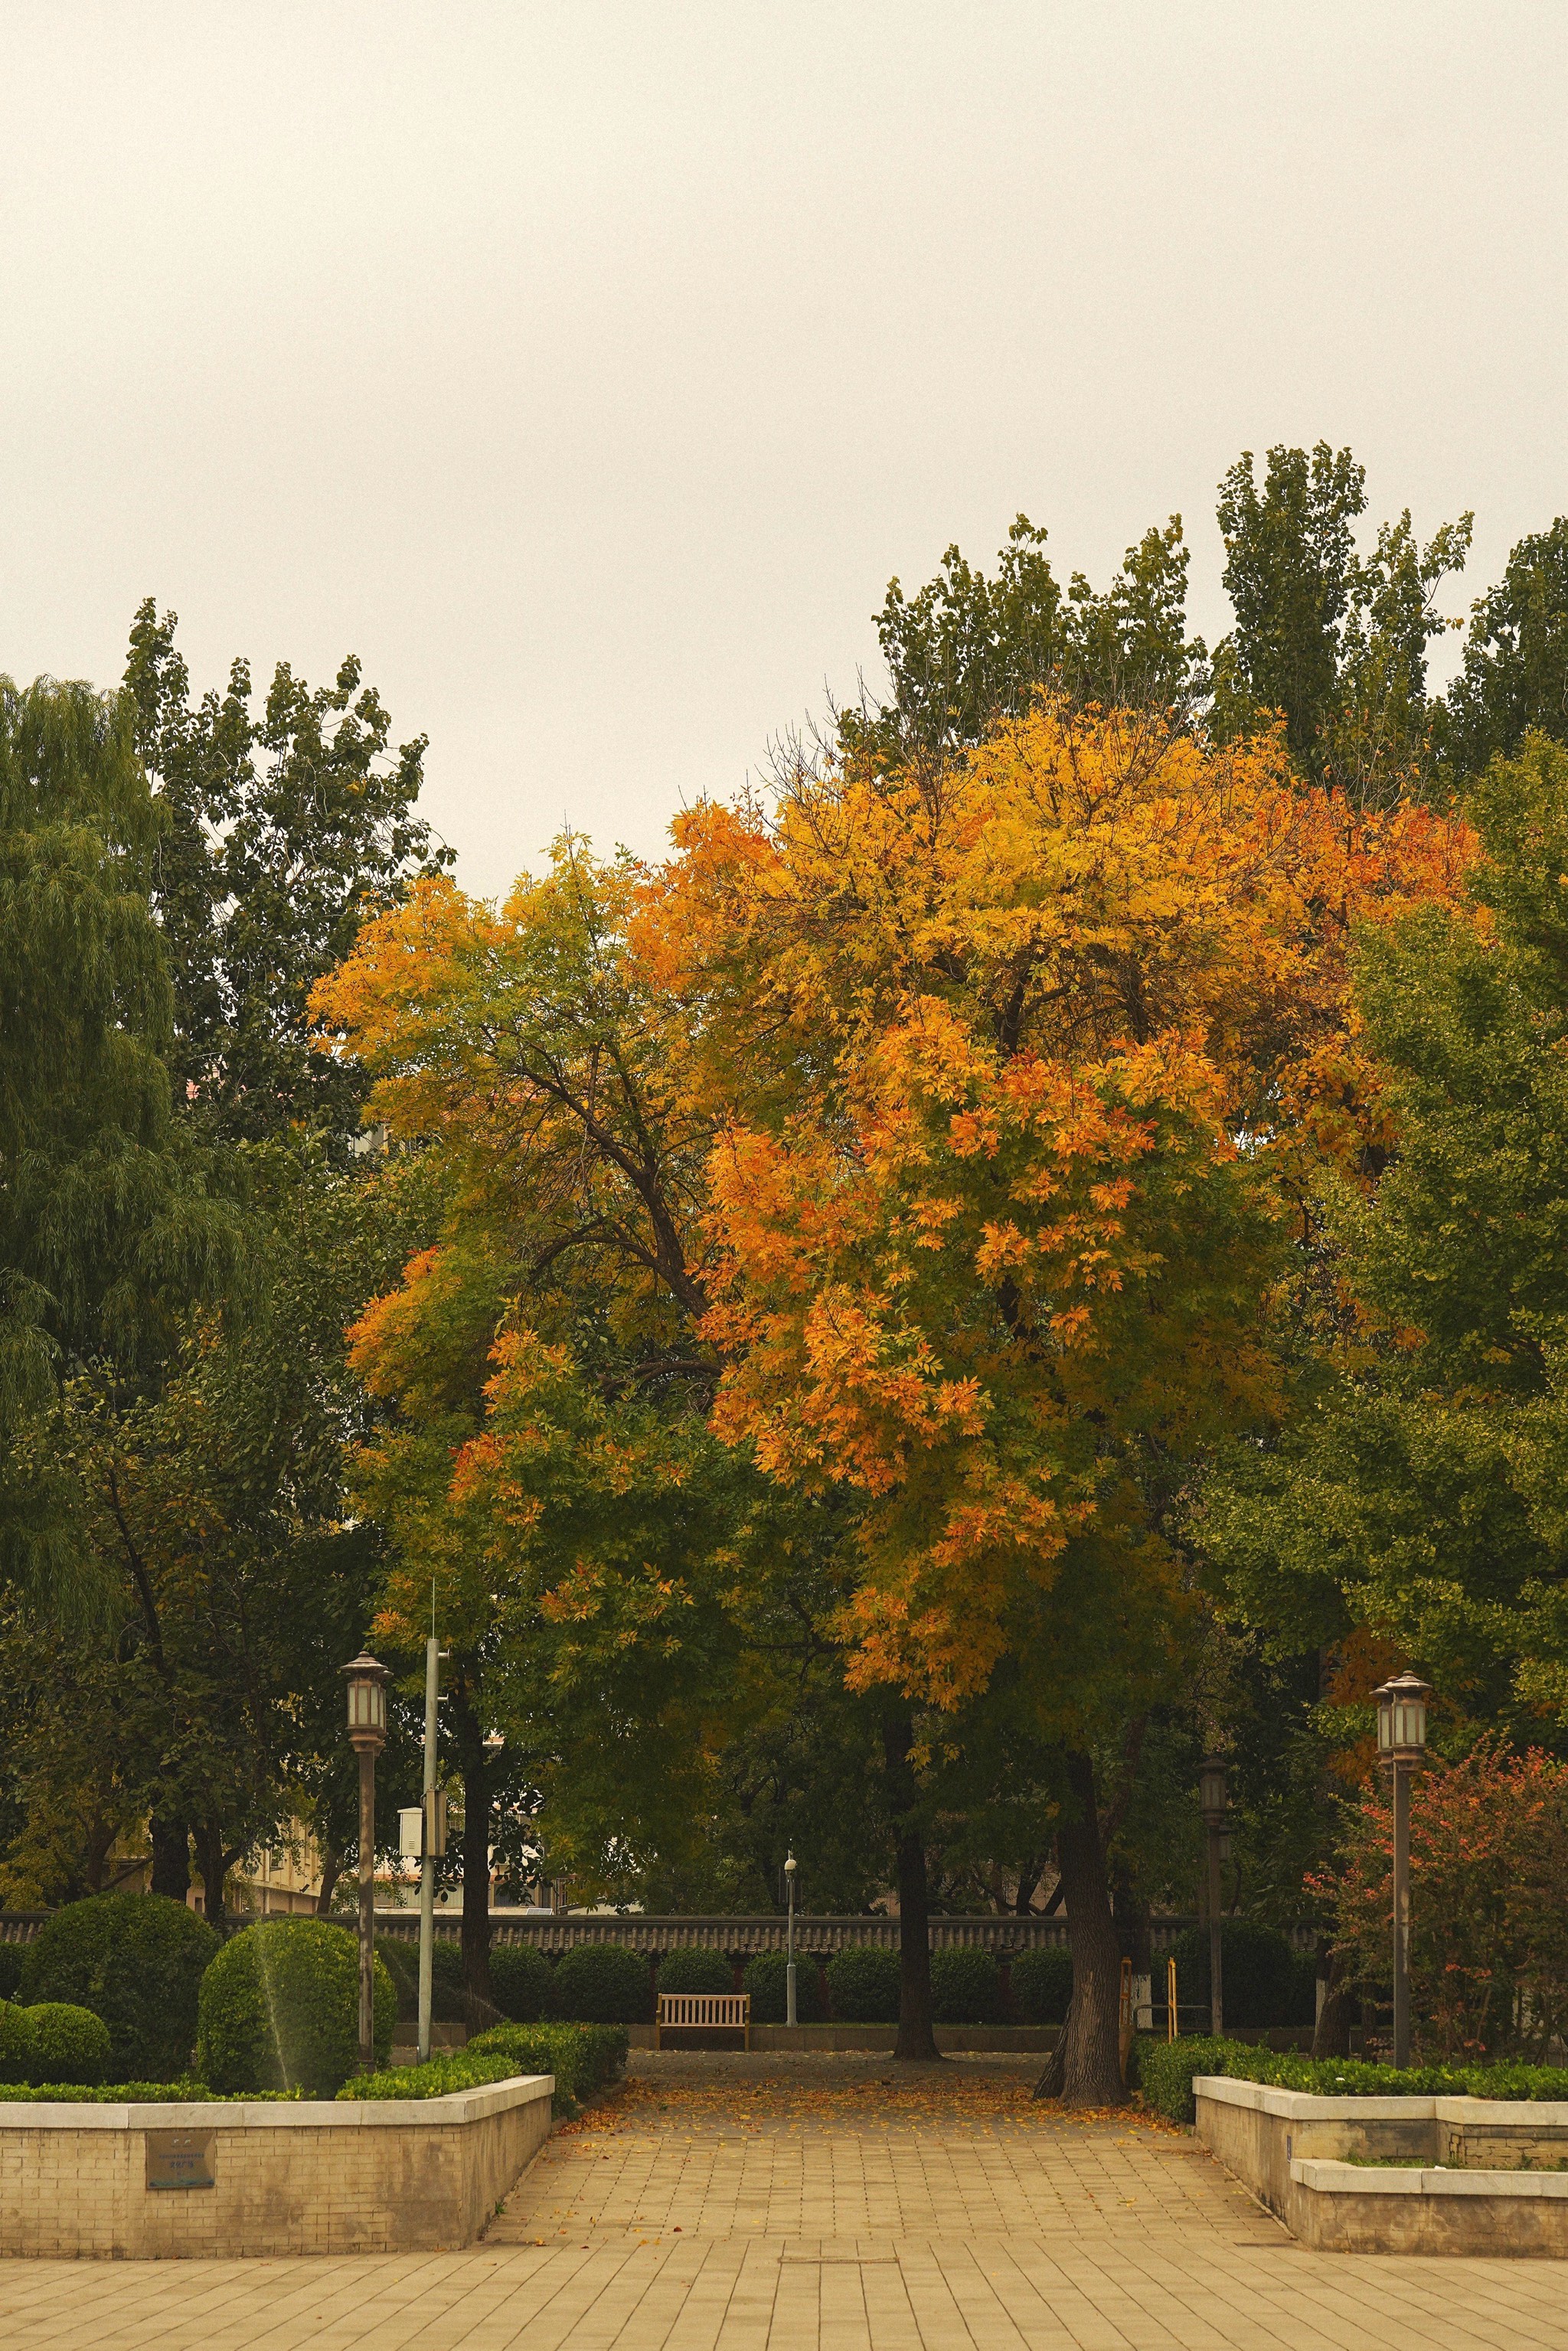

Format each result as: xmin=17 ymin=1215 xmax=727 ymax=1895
xmin=2 ymin=2 xmax=1564 ymax=896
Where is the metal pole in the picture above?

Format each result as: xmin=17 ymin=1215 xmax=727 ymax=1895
xmin=1392 ymin=1758 xmax=1410 ymax=2067
xmin=1207 ymin=1820 xmax=1224 ymax=2039
xmin=786 ymin=1866 xmax=796 ymax=2029
xmin=417 ymin=1632 xmax=439 ymax=2065
xmin=358 ymin=1745 xmax=377 ymax=2072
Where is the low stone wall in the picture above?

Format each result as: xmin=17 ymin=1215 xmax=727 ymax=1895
xmin=626 ymin=2023 xmax=1056 ymax=2052
xmin=0 ymin=2072 xmax=553 ymax=2258
xmin=1195 ymin=2075 xmax=1568 ymax=2255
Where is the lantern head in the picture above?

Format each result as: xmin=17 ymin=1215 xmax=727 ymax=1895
xmin=1375 ymin=1671 xmax=1430 ymax=1765
xmin=1198 ymin=1755 xmax=1228 ymax=1829
xmin=343 ymin=1651 xmax=389 ymax=1754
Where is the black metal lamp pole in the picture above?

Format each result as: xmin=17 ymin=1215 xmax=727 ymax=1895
xmin=344 ymin=1653 xmax=389 ymax=2073
xmin=1375 ymin=1672 xmax=1430 ymax=2068
xmin=1199 ymin=1757 xmax=1228 ymax=2039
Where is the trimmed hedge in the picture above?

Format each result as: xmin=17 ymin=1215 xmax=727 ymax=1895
xmin=0 ymin=2003 xmax=34 ymax=2085
xmin=0 ymin=2078 xmax=230 ymax=2102
xmin=1136 ymin=2035 xmax=1568 ymax=2126
xmin=552 ymin=1943 xmax=651 ymax=2024
xmin=1010 ymin=1947 xmax=1072 ymax=2026
xmin=826 ymin=1944 xmax=900 ymax=2023
xmin=929 ymin=1948 xmax=1001 ymax=2025
xmin=1168 ymin=1922 xmax=1313 ymax=2028
xmin=21 ymin=1894 xmax=218 ymax=2081
xmin=341 ymin=2022 xmax=629 ymax=2118
xmin=743 ymin=1950 xmax=826 ymax=2023
xmin=656 ymin=1949 xmax=733 ymax=1997
xmin=490 ymin=1942 xmax=554 ymax=2023
xmin=197 ymin=1918 xmax=395 ymax=2095
xmin=468 ymin=2021 xmax=629 ymax=2108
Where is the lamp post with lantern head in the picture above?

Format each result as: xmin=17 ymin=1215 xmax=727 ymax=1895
xmin=784 ymin=1853 xmax=798 ymax=2028
xmin=1199 ymin=1757 xmax=1228 ymax=2039
xmin=1376 ymin=1671 xmax=1430 ymax=2068
xmin=343 ymin=1653 xmax=389 ymax=2073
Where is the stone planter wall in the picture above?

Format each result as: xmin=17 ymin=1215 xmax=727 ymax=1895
xmin=1195 ymin=2075 xmax=1568 ymax=2255
xmin=0 ymin=2072 xmax=553 ymax=2258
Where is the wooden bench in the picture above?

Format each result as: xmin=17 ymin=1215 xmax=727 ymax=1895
xmin=656 ymin=1991 xmax=750 ymax=2049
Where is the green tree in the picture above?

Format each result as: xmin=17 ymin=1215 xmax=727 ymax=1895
xmin=1436 ymin=521 xmax=1568 ymax=785
xmin=1202 ymin=733 xmax=1568 ymax=1748
xmin=844 ymin=511 xmax=1205 ymax=765
xmin=124 ymin=602 xmax=452 ymax=1147
xmin=1215 ymin=442 xmax=1368 ymax=771
xmin=0 ymin=674 xmax=238 ymax=1510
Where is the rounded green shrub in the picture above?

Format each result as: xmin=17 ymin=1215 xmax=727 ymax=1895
xmin=0 ymin=1942 xmax=25 ymax=2002
xmin=1010 ymin=1946 xmax=1072 ymax=2025
xmin=826 ymin=1944 xmax=900 ymax=2023
xmin=1169 ymin=1921 xmax=1306 ymax=2028
xmin=929 ymin=1947 xmax=1001 ymax=2024
xmin=490 ymin=1942 xmax=554 ymax=2023
xmin=196 ymin=1918 xmax=396 ymax=2095
xmin=0 ymin=2003 xmax=36 ymax=2085
xmin=27 ymin=2002 xmax=112 ymax=2085
xmin=743 ymin=1950 xmax=826 ymax=2023
xmin=656 ymin=1949 xmax=733 ymax=1997
xmin=21 ymin=1894 xmax=218 ymax=2081
xmin=552 ymin=1944 xmax=651 ymax=2024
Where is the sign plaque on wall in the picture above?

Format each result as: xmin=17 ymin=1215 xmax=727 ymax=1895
xmin=145 ymin=2129 xmax=216 ymax=2191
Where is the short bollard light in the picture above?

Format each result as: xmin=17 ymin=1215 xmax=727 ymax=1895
xmin=343 ymin=1651 xmax=389 ymax=2072
xmin=1375 ymin=1670 xmax=1431 ymax=2068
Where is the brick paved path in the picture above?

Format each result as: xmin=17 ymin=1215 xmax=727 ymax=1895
xmin=0 ymin=2055 xmax=1563 ymax=2348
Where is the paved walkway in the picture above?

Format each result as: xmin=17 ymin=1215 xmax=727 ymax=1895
xmin=0 ymin=2055 xmax=1563 ymax=2348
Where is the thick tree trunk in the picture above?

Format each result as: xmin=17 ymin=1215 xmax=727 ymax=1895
xmin=449 ymin=1700 xmax=495 ymax=2023
xmin=884 ymin=1713 xmax=941 ymax=2062
xmin=315 ymin=1837 xmax=343 ymax=1918
xmin=1312 ymin=1939 xmax=1355 ymax=2059
xmin=194 ymin=1821 xmax=229 ymax=1937
xmin=149 ymin=1814 xmax=190 ymax=1901
xmin=1034 ymin=1752 xmax=1126 ymax=2107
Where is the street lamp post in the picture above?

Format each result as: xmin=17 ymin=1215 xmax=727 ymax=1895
xmin=343 ymin=1652 xmax=389 ymax=2073
xmin=1199 ymin=1757 xmax=1228 ymax=2039
xmin=1375 ymin=1671 xmax=1430 ymax=2068
xmin=784 ymin=1853 xmax=798 ymax=2029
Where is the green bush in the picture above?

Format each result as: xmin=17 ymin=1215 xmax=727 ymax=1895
xmin=552 ymin=1943 xmax=651 ymax=2024
xmin=0 ymin=2003 xmax=35 ymax=2085
xmin=196 ymin=1918 xmax=395 ymax=2095
xmin=743 ymin=1950 xmax=826 ymax=2023
xmin=929 ymin=1948 xmax=1001 ymax=2024
xmin=342 ymin=2021 xmax=629 ymax=2118
xmin=1168 ymin=1922 xmax=1310 ymax=2027
xmin=0 ymin=2078 xmax=223 ymax=2102
xmin=1009 ymin=1947 xmax=1072 ymax=2025
xmin=1132 ymin=2034 xmax=1568 ymax=2124
xmin=656 ymin=1949 xmax=733 ymax=1997
xmin=490 ymin=1942 xmax=554 ymax=2023
xmin=27 ymin=2003 xmax=110 ymax=2086
xmin=469 ymin=2021 xmax=629 ymax=2109
xmin=0 ymin=1943 xmax=25 ymax=2002
xmin=826 ymin=1944 xmax=900 ymax=2023
xmin=21 ymin=1894 xmax=218 ymax=2081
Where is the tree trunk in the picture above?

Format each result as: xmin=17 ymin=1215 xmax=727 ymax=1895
xmin=194 ymin=1821 xmax=229 ymax=1937
xmin=315 ymin=1837 xmax=343 ymax=1917
xmin=449 ymin=1696 xmax=495 ymax=2022
xmin=149 ymin=1814 xmax=190 ymax=1901
xmin=1035 ymin=1751 xmax=1126 ymax=2107
xmin=1312 ymin=1938 xmax=1355 ymax=2059
xmin=884 ymin=1713 xmax=941 ymax=2062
